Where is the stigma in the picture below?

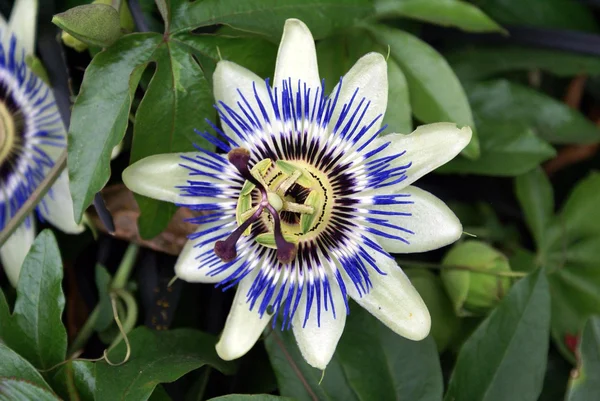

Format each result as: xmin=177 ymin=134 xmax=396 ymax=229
xmin=214 ymin=147 xmax=300 ymax=264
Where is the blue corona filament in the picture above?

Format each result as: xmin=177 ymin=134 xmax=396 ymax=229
xmin=0 ymin=28 xmax=66 ymax=230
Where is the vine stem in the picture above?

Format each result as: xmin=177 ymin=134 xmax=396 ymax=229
xmin=0 ymin=150 xmax=66 ymax=247
xmin=395 ymin=259 xmax=528 ymax=278
xmin=67 ymin=244 xmax=139 ymax=356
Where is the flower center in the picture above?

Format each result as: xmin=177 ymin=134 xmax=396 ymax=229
xmin=259 ymin=158 xmax=332 ymax=241
xmin=0 ymin=100 xmax=15 ymax=165
xmin=214 ymin=147 xmax=333 ymax=264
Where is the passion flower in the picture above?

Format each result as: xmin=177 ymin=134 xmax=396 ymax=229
xmin=123 ymin=19 xmax=471 ymax=369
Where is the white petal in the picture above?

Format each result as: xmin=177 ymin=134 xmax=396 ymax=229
xmin=350 ymin=246 xmax=430 ymax=340
xmin=216 ymin=274 xmax=271 ymax=360
xmin=361 ymin=185 xmax=462 ymax=254
xmin=0 ymin=217 xmax=35 ymax=287
xmin=213 ymin=60 xmax=273 ymax=144
xmin=8 ymin=0 xmax=38 ymax=55
xmin=367 ymin=123 xmax=472 ymax=190
xmin=328 ymin=52 xmax=388 ymax=144
xmin=123 ymin=153 xmax=192 ymax=204
xmin=174 ymin=217 xmax=239 ymax=283
xmin=292 ymin=281 xmax=347 ymax=369
xmin=273 ymin=19 xmax=320 ymax=89
xmin=122 ymin=152 xmax=238 ymax=208
xmin=39 ymin=171 xmax=85 ymax=234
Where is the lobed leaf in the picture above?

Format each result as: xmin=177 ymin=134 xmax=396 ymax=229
xmin=68 ymin=33 xmax=161 ymax=222
xmin=169 ymin=0 xmax=374 ymax=39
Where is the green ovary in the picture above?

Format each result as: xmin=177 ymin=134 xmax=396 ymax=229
xmin=235 ymin=158 xmax=333 ymax=246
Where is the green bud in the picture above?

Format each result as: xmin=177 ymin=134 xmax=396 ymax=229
xmin=92 ymin=0 xmax=135 ymax=31
xmin=441 ymin=240 xmax=512 ymax=316
xmin=61 ymin=31 xmax=89 ymax=52
xmin=53 ymin=4 xmax=123 ymax=48
xmin=59 ymin=0 xmax=135 ymax=52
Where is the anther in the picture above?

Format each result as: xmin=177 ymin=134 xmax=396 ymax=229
xmin=214 ymin=208 xmax=262 ymax=262
xmin=228 ymin=147 xmax=263 ymax=189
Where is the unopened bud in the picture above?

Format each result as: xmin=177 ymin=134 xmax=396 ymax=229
xmin=441 ymin=240 xmax=512 ymax=316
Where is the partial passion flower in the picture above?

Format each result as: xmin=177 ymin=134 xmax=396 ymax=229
xmin=0 ymin=2 xmax=83 ymax=285
xmin=123 ymin=19 xmax=471 ymax=369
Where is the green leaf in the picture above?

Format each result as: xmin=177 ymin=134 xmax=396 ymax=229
xmin=384 ymin=59 xmax=412 ymax=134
xmin=148 ymin=385 xmax=171 ymax=401
xmin=170 ymin=0 xmax=374 ymax=39
xmin=129 ymin=40 xmax=214 ymax=238
xmin=365 ymin=24 xmax=479 ymax=158
xmin=447 ymin=46 xmax=600 ymax=82
xmin=0 ymin=343 xmax=52 ymax=391
xmin=474 ymin=0 xmax=598 ymax=32
xmin=2 ymin=230 xmax=67 ymax=371
xmin=69 ymin=28 xmax=220 ymax=234
xmin=515 ymin=167 xmax=554 ymax=248
xmin=50 ymin=361 xmax=96 ymax=401
xmin=180 ymin=32 xmax=278 ymax=82
xmin=52 ymin=4 xmax=122 ymax=48
xmin=0 ymin=289 xmax=9 ymax=338
xmin=544 ymin=174 xmax=600 ymax=358
xmin=375 ymin=0 xmax=503 ymax=33
xmin=440 ymin=121 xmax=555 ymax=176
xmin=316 ymin=31 xmax=373 ymax=94
xmin=208 ymin=396 xmax=294 ymax=401
xmin=466 ymin=80 xmax=600 ymax=145
xmin=508 ymin=247 xmax=538 ymax=274
xmin=567 ymin=317 xmax=600 ymax=400
xmin=0 ymin=378 xmax=61 ymax=401
xmin=68 ymin=33 xmax=161 ymax=221
xmin=445 ymin=269 xmax=550 ymax=401
xmin=95 ymin=327 xmax=235 ymax=401
xmin=555 ymin=172 xmax=600 ymax=238
xmin=265 ymin=305 xmax=443 ymax=401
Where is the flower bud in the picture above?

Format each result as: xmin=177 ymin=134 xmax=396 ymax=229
xmin=56 ymin=0 xmax=134 ymax=52
xmin=441 ymin=240 xmax=512 ymax=316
